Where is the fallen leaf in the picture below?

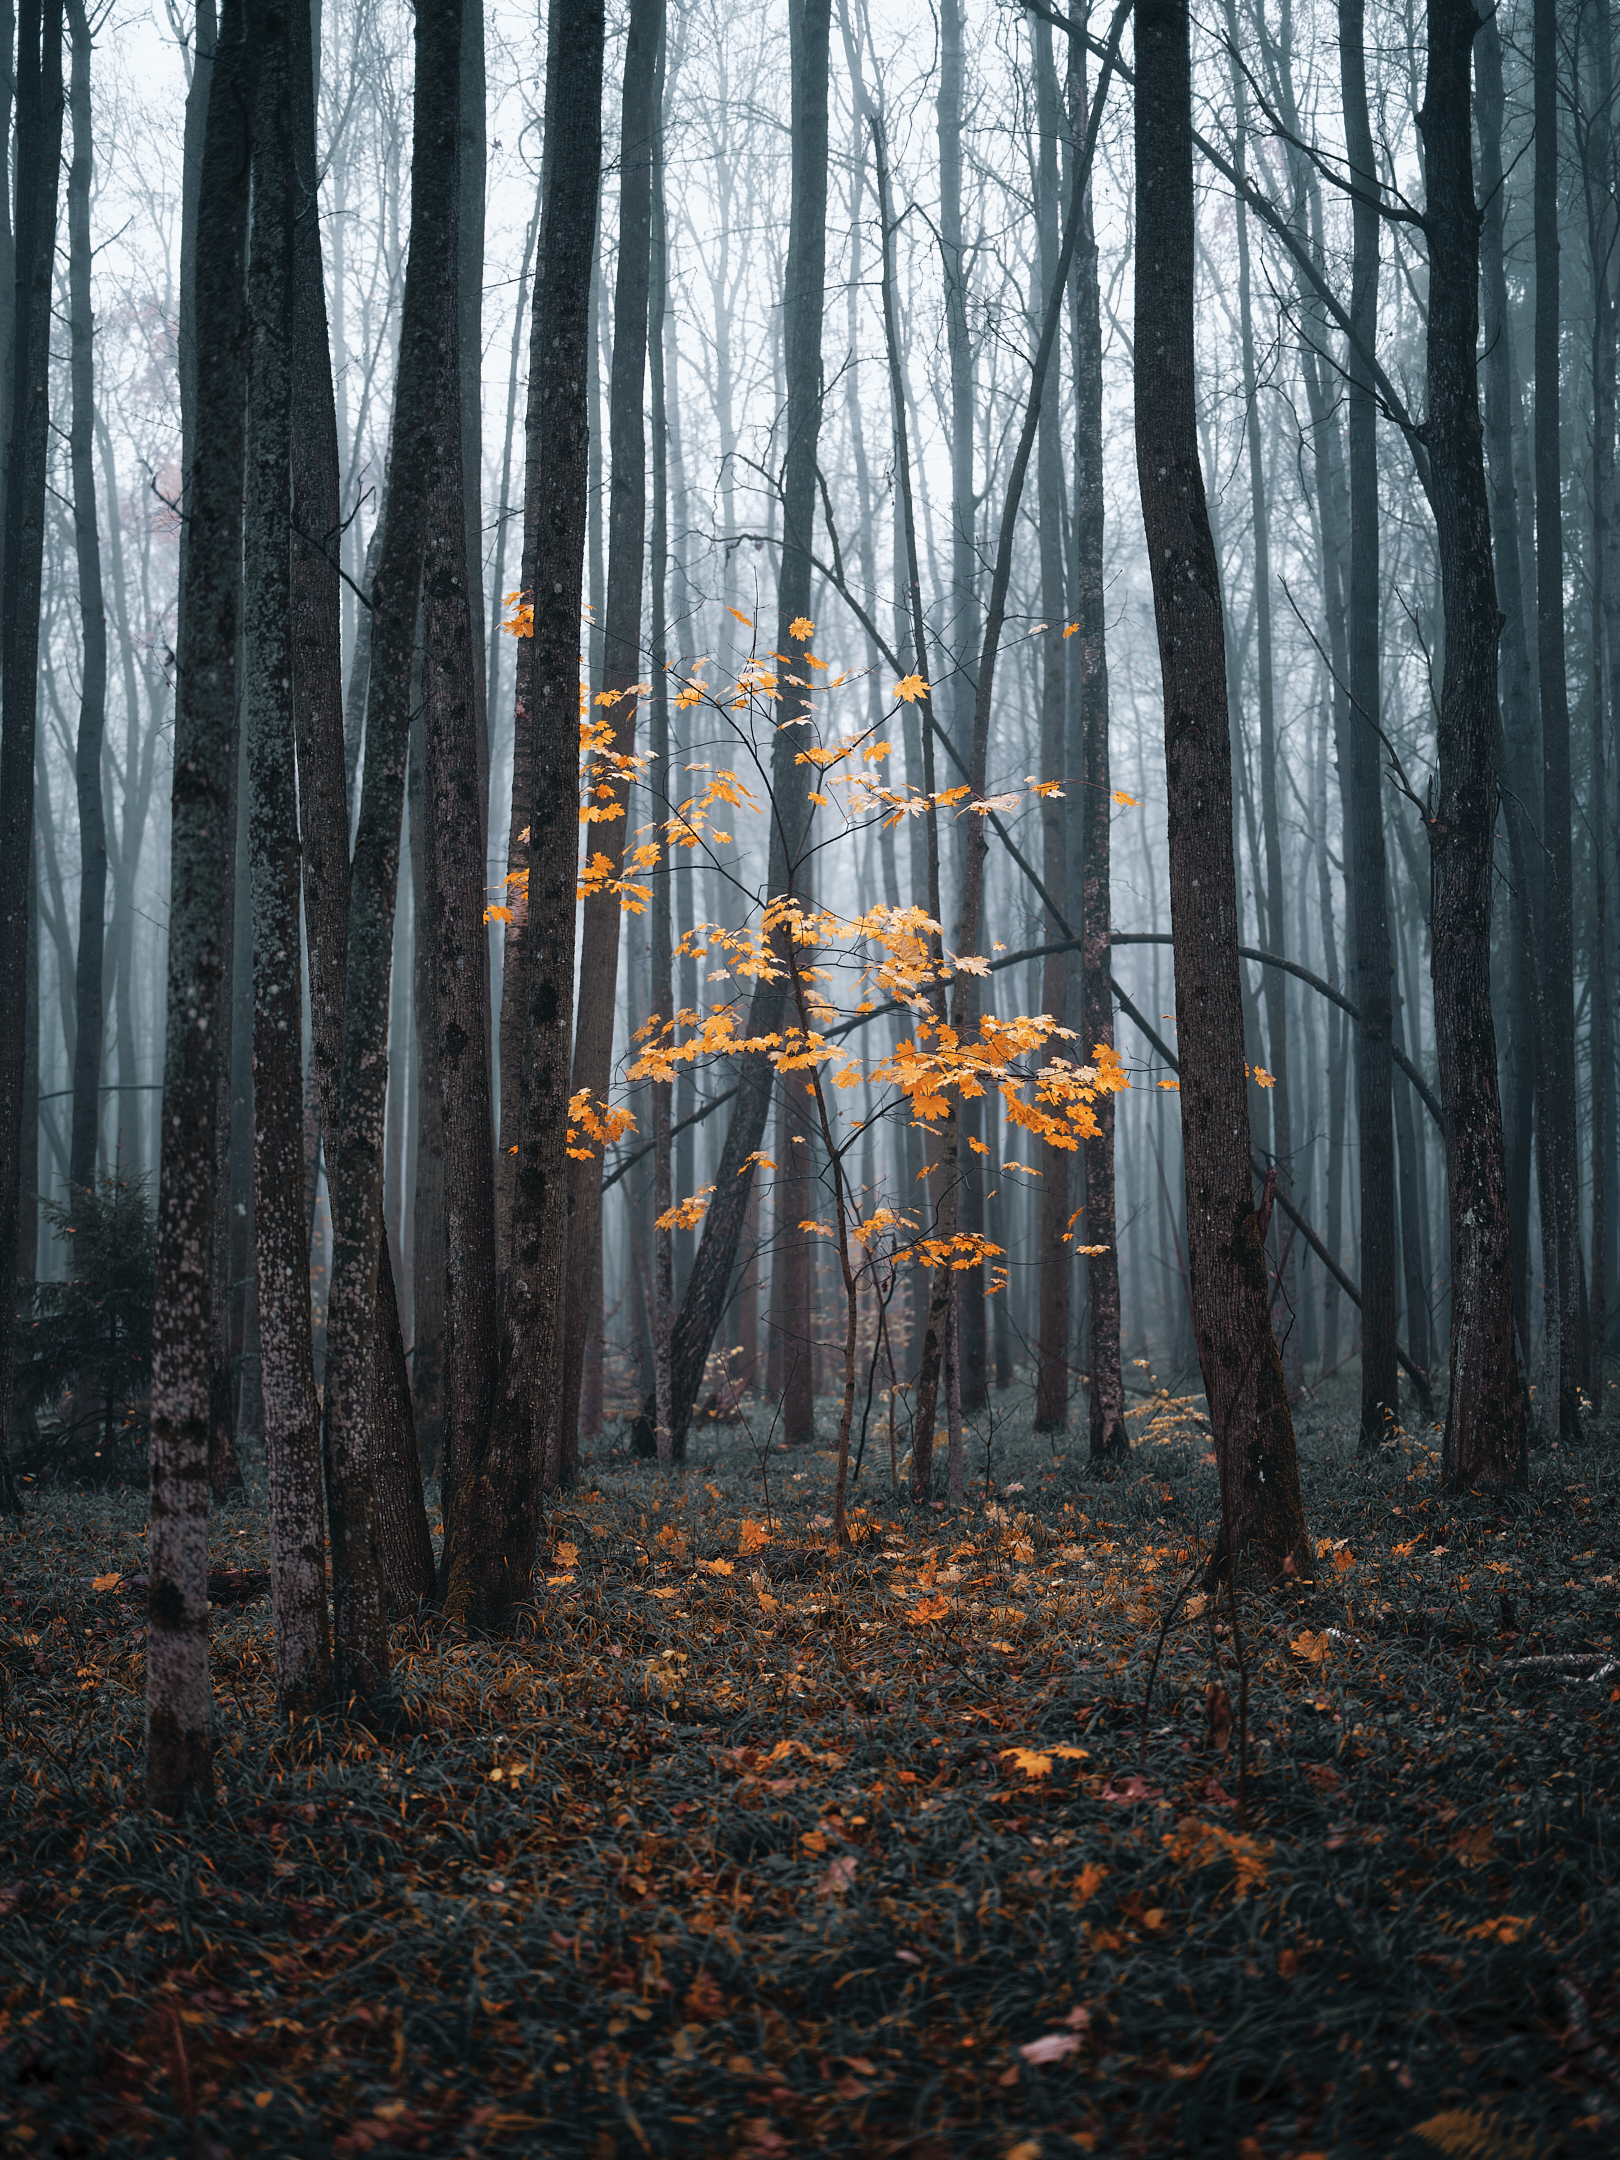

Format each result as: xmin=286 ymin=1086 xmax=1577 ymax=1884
xmin=1020 ymin=2031 xmax=1081 ymax=2065
xmin=818 ymin=1855 xmax=858 ymax=1897
xmin=1291 ymin=1630 xmax=1333 ymax=1665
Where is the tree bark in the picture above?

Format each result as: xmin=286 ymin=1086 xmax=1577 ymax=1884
xmin=245 ymin=0 xmax=331 ymax=1717
xmin=408 ymin=708 xmax=445 ymax=1477
xmin=422 ymin=205 xmax=498 ymax=1586
xmin=444 ymin=0 xmax=604 ymax=1620
xmin=322 ymin=0 xmax=464 ymax=1699
xmin=1339 ymin=0 xmax=1400 ymax=1446
xmin=642 ymin=0 xmax=832 ymax=1462
xmin=1134 ymin=0 xmax=1312 ymax=1581
xmin=1418 ymin=0 xmax=1530 ymax=1489
xmin=1533 ymin=0 xmax=1583 ymax=1439
xmin=1031 ymin=11 xmax=1072 ymax=1437
xmin=1475 ymin=3 xmax=1541 ymax=1368
xmin=144 ymin=0 xmax=240 ymax=1804
xmin=66 ymin=0 xmax=106 ymax=1210
xmin=1071 ymin=14 xmax=1126 ymax=1462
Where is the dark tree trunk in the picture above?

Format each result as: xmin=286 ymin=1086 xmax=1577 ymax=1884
xmin=1339 ymin=0 xmax=1400 ymax=1446
xmin=561 ymin=0 xmax=663 ymax=1475
xmin=289 ymin=0 xmax=431 ymax=1615
xmin=444 ymin=0 xmax=604 ymax=1622
xmin=1418 ymin=0 xmax=1530 ymax=1489
xmin=1591 ymin=0 xmax=1616 ymax=1386
xmin=0 ymin=0 xmax=63 ymax=1521
xmin=322 ymin=0 xmax=464 ymax=1699
xmin=1225 ymin=8 xmax=1302 ymax=1403
xmin=408 ymin=709 xmax=445 ymax=1478
xmin=1071 ymin=18 xmax=1126 ymax=1462
xmin=422 ymin=211 xmax=498 ymax=1586
xmin=245 ymin=0 xmax=330 ymax=1717
xmin=1475 ymin=5 xmax=1541 ymax=1367
xmin=644 ymin=0 xmax=831 ymax=1462
xmin=1031 ymin=11 xmax=1072 ymax=1437
xmin=145 ymin=0 xmax=240 ymax=1805
xmin=66 ymin=0 xmax=106 ymax=1209
xmin=1134 ymin=0 xmax=1311 ymax=1581
xmin=1533 ymin=0 xmax=1583 ymax=1440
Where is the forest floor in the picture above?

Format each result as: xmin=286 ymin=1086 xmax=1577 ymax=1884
xmin=2 ymin=1365 xmax=1618 ymax=2159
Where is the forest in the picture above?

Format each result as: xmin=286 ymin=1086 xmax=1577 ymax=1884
xmin=0 ymin=0 xmax=1617 ymax=2151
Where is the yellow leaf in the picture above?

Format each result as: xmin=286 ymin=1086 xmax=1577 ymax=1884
xmin=1062 ymin=621 xmax=1080 ymax=638
xmin=893 ymin=673 xmax=929 ymax=703
xmin=907 ymin=1594 xmax=952 ymax=1624
xmin=790 ymin=616 xmax=814 ymax=640
xmin=738 ymin=1519 xmax=771 ymax=1556
xmin=1291 ymin=1629 xmax=1333 ymax=1665
xmin=555 ymin=1541 xmax=580 ymax=1571
xmin=1159 ymin=1079 xmax=1180 ymax=1092
xmin=727 ymin=606 xmax=753 ymax=625
xmin=1113 ymin=790 xmax=1140 ymax=806
xmin=91 ymin=1572 xmax=122 ymax=1592
xmin=1002 ymin=1747 xmax=1053 ymax=1779
xmin=696 ymin=1558 xmax=735 ymax=1578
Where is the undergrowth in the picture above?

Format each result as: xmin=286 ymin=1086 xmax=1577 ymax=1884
xmin=2 ymin=1369 xmax=1617 ymax=2157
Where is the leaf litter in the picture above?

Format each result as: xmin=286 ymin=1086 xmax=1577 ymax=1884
xmin=1 ymin=1370 xmax=1617 ymax=2155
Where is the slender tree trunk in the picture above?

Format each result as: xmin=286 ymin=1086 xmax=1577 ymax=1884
xmin=66 ymin=0 xmax=106 ymax=1209
xmin=1031 ymin=12 xmax=1072 ymax=1436
xmin=145 ymin=0 xmax=241 ymax=1803
xmin=1072 ymin=15 xmax=1126 ymax=1461
xmin=1419 ymin=0 xmax=1530 ymax=1489
xmin=0 ymin=0 xmax=61 ymax=1517
xmin=408 ymin=708 xmax=446 ymax=1480
xmin=1390 ymin=981 xmax=1432 ymax=1388
xmin=1134 ymin=0 xmax=1311 ymax=1582
xmin=322 ymin=0 xmax=464 ymax=1699
xmin=245 ymin=0 xmax=330 ymax=1716
xmin=423 ymin=198 xmax=498 ymax=1584
xmin=444 ymin=0 xmax=604 ymax=1621
xmin=1475 ymin=5 xmax=1542 ymax=1368
xmin=1534 ymin=0 xmax=1583 ymax=1440
xmin=1226 ymin=12 xmax=1302 ymax=1402
xmin=1593 ymin=0 xmax=1616 ymax=1386
xmin=650 ymin=0 xmax=831 ymax=1460
xmin=563 ymin=0 xmax=662 ymax=1473
xmin=1339 ymin=0 xmax=1400 ymax=1446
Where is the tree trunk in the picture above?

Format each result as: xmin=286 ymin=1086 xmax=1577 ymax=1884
xmin=145 ymin=0 xmax=240 ymax=1804
xmin=1225 ymin=10 xmax=1302 ymax=1403
xmin=1133 ymin=0 xmax=1311 ymax=1582
xmin=408 ymin=710 xmax=446 ymax=1476
xmin=0 ymin=0 xmax=60 ymax=1517
xmin=245 ymin=0 xmax=331 ymax=1717
xmin=1339 ymin=0 xmax=1400 ymax=1447
xmin=66 ymin=0 xmax=106 ymax=1210
xmin=444 ymin=0 xmax=604 ymax=1622
xmin=1592 ymin=0 xmax=1616 ymax=1386
xmin=1534 ymin=0 xmax=1583 ymax=1440
xmin=1031 ymin=11 xmax=1072 ymax=1437
xmin=644 ymin=0 xmax=831 ymax=1462
xmin=322 ymin=0 xmax=464 ymax=1700
xmin=1419 ymin=0 xmax=1530 ymax=1490
xmin=422 ymin=210 xmax=498 ymax=1584
xmin=1475 ymin=4 xmax=1541 ymax=1368
xmin=1071 ymin=15 xmax=1126 ymax=1462
xmin=560 ymin=0 xmax=662 ymax=1474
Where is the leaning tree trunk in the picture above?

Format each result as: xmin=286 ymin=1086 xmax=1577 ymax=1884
xmin=1340 ymin=0 xmax=1400 ymax=1448
xmin=66 ymin=0 xmax=107 ymax=1212
xmin=322 ymin=0 xmax=464 ymax=1700
xmin=1134 ymin=0 xmax=1312 ymax=1582
xmin=245 ymin=0 xmax=331 ymax=1718
xmin=1534 ymin=0 xmax=1583 ymax=1441
xmin=1071 ymin=16 xmax=1126 ymax=1462
xmin=442 ymin=0 xmax=605 ymax=1623
xmin=145 ymin=0 xmax=243 ymax=1806
xmin=1419 ymin=0 xmax=1530 ymax=1490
